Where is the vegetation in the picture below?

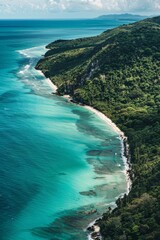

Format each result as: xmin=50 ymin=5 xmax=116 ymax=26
xmin=36 ymin=16 xmax=160 ymax=239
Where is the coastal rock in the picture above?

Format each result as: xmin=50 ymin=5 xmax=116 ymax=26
xmin=88 ymin=224 xmax=101 ymax=240
xmin=77 ymin=209 xmax=97 ymax=215
xmin=87 ymin=226 xmax=95 ymax=231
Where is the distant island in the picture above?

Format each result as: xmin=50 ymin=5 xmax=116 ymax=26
xmin=36 ymin=16 xmax=160 ymax=239
xmin=96 ymin=13 xmax=148 ymax=21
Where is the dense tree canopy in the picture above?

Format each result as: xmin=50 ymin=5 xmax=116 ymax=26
xmin=36 ymin=16 xmax=160 ymax=239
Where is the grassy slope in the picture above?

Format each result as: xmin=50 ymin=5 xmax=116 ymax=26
xmin=36 ymin=16 xmax=160 ymax=239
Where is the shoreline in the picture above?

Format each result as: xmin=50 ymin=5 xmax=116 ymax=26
xmin=84 ymin=105 xmax=132 ymax=190
xmin=63 ymin=96 xmax=132 ymax=193
xmin=41 ymin=75 xmax=132 ymax=240
xmin=83 ymin=107 xmax=132 ymax=240
xmin=37 ymin=70 xmax=58 ymax=93
xmin=84 ymin=106 xmax=124 ymax=136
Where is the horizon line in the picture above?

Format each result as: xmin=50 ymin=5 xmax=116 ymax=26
xmin=0 ymin=13 xmax=156 ymax=21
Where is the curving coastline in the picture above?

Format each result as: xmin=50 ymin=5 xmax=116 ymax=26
xmin=36 ymin=70 xmax=58 ymax=92
xmin=35 ymin=16 xmax=160 ymax=239
xmin=38 ymin=70 xmax=132 ymax=240
xmin=83 ymin=106 xmax=132 ymax=193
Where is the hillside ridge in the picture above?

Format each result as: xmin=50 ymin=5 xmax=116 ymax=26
xmin=96 ymin=13 xmax=147 ymax=21
xmin=36 ymin=16 xmax=160 ymax=239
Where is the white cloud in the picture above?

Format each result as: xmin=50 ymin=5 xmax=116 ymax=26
xmin=47 ymin=0 xmax=103 ymax=11
xmin=0 ymin=0 xmax=159 ymax=17
xmin=0 ymin=0 xmax=48 ymax=12
xmin=46 ymin=0 xmax=160 ymax=12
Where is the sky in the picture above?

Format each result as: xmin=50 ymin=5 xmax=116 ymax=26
xmin=0 ymin=0 xmax=159 ymax=19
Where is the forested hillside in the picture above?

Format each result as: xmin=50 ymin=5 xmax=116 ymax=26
xmin=36 ymin=16 xmax=160 ymax=239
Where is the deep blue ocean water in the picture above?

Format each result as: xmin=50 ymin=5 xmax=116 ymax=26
xmin=0 ymin=19 xmax=134 ymax=240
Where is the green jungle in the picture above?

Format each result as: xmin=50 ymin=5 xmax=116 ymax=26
xmin=36 ymin=16 xmax=160 ymax=240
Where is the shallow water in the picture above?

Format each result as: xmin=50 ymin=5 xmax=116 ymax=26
xmin=0 ymin=19 xmax=135 ymax=240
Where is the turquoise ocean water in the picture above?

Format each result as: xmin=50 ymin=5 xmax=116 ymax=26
xmin=0 ymin=19 xmax=134 ymax=240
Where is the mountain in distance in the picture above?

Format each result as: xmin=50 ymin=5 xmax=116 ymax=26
xmin=96 ymin=13 xmax=148 ymax=21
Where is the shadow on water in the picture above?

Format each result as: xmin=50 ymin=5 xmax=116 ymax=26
xmin=0 ymin=90 xmax=20 ymax=103
xmin=31 ymin=204 xmax=104 ymax=240
xmin=72 ymin=108 xmax=120 ymax=142
xmin=24 ymin=106 xmax=125 ymax=240
xmin=30 ymin=142 xmax=124 ymax=240
xmin=30 ymin=165 xmax=125 ymax=240
xmin=0 ymin=183 xmax=40 ymax=240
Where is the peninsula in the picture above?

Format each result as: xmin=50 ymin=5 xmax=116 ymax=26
xmin=96 ymin=13 xmax=147 ymax=21
xmin=36 ymin=16 xmax=160 ymax=239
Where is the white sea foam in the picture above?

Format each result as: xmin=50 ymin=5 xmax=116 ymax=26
xmin=17 ymin=45 xmax=46 ymax=58
xmin=17 ymin=45 xmax=57 ymax=94
xmin=18 ymin=50 xmax=31 ymax=58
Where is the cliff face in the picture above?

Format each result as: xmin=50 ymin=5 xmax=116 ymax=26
xmin=36 ymin=16 xmax=160 ymax=239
